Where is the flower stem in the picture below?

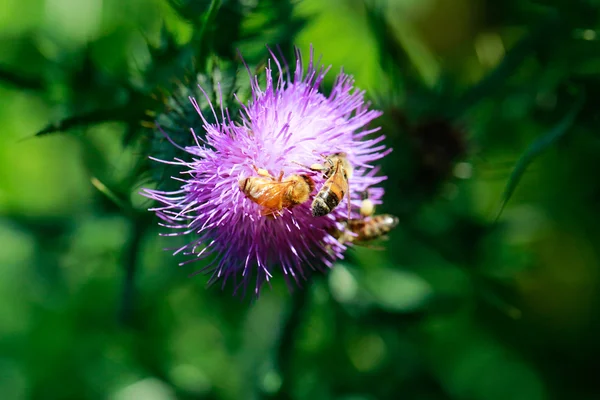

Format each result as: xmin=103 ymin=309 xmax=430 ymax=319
xmin=118 ymin=217 xmax=150 ymax=326
xmin=267 ymin=287 xmax=310 ymax=399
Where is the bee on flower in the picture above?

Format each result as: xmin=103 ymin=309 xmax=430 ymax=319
xmin=142 ymin=46 xmax=392 ymax=296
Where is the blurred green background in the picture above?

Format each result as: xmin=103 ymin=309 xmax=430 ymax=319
xmin=2 ymin=0 xmax=600 ymax=399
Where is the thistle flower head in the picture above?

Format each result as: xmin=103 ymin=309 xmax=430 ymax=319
xmin=143 ymin=47 xmax=391 ymax=296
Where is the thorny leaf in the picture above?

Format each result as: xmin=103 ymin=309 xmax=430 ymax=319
xmin=33 ymin=88 xmax=151 ymax=138
xmin=166 ymin=0 xmax=215 ymax=24
xmin=0 ymin=65 xmax=44 ymax=91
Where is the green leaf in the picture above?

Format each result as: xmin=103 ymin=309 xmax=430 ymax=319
xmin=30 ymin=89 xmax=151 ymax=139
xmin=33 ymin=107 xmax=134 ymax=138
xmin=363 ymin=268 xmax=433 ymax=312
xmin=495 ymin=91 xmax=585 ymax=220
xmin=90 ymin=177 xmax=133 ymax=215
xmin=167 ymin=0 xmax=217 ymax=24
xmin=449 ymin=12 xmax=562 ymax=118
xmin=0 ymin=65 xmax=44 ymax=91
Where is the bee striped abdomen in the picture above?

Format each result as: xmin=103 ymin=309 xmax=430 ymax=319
xmin=311 ymin=182 xmax=345 ymax=217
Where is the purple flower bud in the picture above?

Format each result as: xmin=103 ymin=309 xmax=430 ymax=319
xmin=142 ymin=47 xmax=391 ymax=297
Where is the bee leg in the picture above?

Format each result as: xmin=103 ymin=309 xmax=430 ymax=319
xmin=258 ymin=169 xmax=272 ymax=178
xmin=306 ymin=158 xmax=330 ymax=174
xmin=290 ymin=160 xmax=308 ymax=169
xmin=359 ymin=197 xmax=375 ymax=218
xmin=252 ymin=165 xmax=274 ymax=179
xmin=291 ymin=160 xmax=324 ymax=174
xmin=309 ymin=163 xmax=326 ymax=173
xmin=261 ymin=207 xmax=281 ymax=219
xmin=347 ymin=196 xmax=351 ymax=220
xmin=276 ymin=170 xmax=284 ymax=182
xmin=345 ymin=184 xmax=351 ymax=221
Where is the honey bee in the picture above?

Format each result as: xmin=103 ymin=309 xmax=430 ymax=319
xmin=330 ymin=198 xmax=399 ymax=245
xmin=345 ymin=214 xmax=399 ymax=243
xmin=331 ymin=214 xmax=399 ymax=245
xmin=309 ymin=153 xmax=353 ymax=218
xmin=239 ymin=166 xmax=315 ymax=216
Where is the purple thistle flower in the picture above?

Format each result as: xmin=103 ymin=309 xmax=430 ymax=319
xmin=142 ymin=47 xmax=391 ymax=297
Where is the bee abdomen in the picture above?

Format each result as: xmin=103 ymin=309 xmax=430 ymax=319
xmin=311 ymin=189 xmax=341 ymax=217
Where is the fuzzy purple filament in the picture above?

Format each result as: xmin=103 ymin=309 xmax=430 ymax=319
xmin=142 ymin=47 xmax=391 ymax=296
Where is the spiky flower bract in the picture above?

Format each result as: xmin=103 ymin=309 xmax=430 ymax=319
xmin=142 ymin=47 xmax=391 ymax=297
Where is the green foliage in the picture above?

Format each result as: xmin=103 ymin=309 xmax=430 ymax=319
xmin=3 ymin=0 xmax=600 ymax=399
xmin=149 ymin=55 xmax=248 ymax=191
xmin=495 ymin=90 xmax=585 ymax=220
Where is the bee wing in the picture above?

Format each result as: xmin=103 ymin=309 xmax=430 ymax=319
xmin=251 ymin=180 xmax=294 ymax=209
xmin=333 ymin=160 xmax=351 ymax=219
xmin=346 ymin=174 xmax=351 ymax=219
xmin=261 ymin=180 xmax=292 ymax=198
